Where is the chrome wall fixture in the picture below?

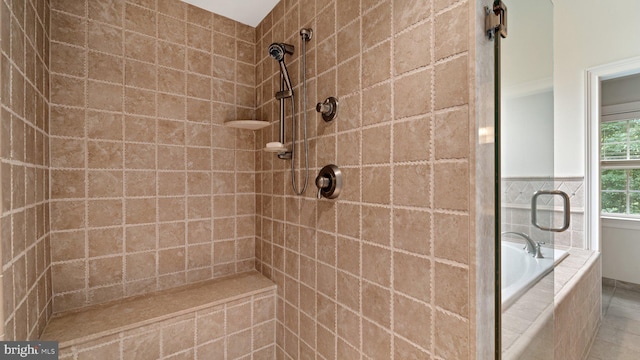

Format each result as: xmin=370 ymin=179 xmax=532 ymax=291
xmin=316 ymin=96 xmax=338 ymax=122
xmin=264 ymin=28 xmax=313 ymax=196
xmin=315 ymin=164 xmax=342 ymax=199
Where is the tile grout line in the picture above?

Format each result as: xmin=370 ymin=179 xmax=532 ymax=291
xmin=332 ymin=2 xmax=339 ymax=359
xmin=153 ymin=0 xmax=162 ymax=294
xmin=82 ymin=0 xmax=90 ymax=309
xmin=181 ymin=0 xmax=189 ymax=285
xmin=388 ymin=0 xmax=396 ymax=358
xmin=429 ymin=0 xmax=436 ymax=357
xmin=210 ymin=7 xmax=216 ymax=290
xmin=232 ymin=18 xmax=239 ymax=278
xmin=119 ymin=0 xmax=128 ymax=300
xmin=357 ymin=0 xmax=364 ymax=357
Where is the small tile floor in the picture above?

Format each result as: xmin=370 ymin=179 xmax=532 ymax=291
xmin=587 ymin=282 xmax=640 ymax=359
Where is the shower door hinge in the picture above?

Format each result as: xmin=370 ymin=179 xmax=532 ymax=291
xmin=486 ymin=1 xmax=507 ymax=40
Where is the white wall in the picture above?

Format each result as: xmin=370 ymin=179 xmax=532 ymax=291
xmin=501 ymin=0 xmax=554 ymax=177
xmin=602 ymin=221 xmax=640 ymax=284
xmin=502 ymin=0 xmax=553 ymax=89
xmin=502 ymin=91 xmax=554 ymax=177
xmin=554 ymin=0 xmax=640 ymax=177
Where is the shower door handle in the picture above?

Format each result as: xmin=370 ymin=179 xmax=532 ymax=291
xmin=531 ymin=190 xmax=571 ymax=232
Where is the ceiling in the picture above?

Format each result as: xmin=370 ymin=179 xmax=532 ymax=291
xmin=181 ymin=0 xmax=279 ymax=27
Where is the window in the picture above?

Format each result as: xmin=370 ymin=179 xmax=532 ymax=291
xmin=601 ymin=117 xmax=640 ymax=217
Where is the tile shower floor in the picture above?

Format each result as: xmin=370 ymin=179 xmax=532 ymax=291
xmin=587 ymin=283 xmax=640 ymax=359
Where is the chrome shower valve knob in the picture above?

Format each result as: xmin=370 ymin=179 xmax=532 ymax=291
xmin=316 ymin=97 xmax=338 ymax=122
xmin=315 ymin=164 xmax=342 ymax=199
xmin=315 ymin=176 xmax=330 ymax=199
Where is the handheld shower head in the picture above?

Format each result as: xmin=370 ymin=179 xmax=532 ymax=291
xmin=268 ymin=43 xmax=294 ymax=91
xmin=268 ymin=43 xmax=294 ymax=61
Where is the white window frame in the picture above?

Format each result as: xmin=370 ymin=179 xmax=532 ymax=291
xmin=585 ymin=56 xmax=640 ymax=252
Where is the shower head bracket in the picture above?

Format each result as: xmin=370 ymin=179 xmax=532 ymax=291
xmin=300 ymin=28 xmax=313 ymax=41
xmin=276 ymin=90 xmax=293 ymax=100
xmin=277 ymin=152 xmax=292 ymax=160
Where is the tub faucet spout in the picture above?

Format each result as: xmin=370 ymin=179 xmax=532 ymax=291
xmin=501 ymin=231 xmax=544 ymax=258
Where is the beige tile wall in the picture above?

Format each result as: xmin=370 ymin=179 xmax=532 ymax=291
xmin=255 ymin=0 xmax=475 ymax=358
xmin=0 ymin=0 xmax=52 ymax=340
xmin=48 ymin=0 xmax=259 ymax=313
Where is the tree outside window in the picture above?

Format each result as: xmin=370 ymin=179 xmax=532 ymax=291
xmin=601 ymin=119 xmax=640 ymax=216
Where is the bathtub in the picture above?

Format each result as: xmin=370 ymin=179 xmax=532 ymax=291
xmin=502 ymin=241 xmax=568 ymax=310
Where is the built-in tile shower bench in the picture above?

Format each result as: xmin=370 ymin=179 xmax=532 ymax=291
xmin=41 ymin=271 xmax=276 ymax=359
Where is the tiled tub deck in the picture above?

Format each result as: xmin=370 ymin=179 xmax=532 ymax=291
xmin=41 ymin=272 xmax=276 ymax=359
xmin=502 ymin=247 xmax=601 ymax=360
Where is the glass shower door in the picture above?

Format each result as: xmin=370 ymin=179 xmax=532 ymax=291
xmin=494 ymin=0 xmax=564 ymax=358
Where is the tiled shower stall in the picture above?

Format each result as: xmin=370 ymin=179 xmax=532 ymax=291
xmin=0 ymin=0 xmax=489 ymax=358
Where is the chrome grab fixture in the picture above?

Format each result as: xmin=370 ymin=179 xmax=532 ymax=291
xmin=501 ymin=231 xmax=544 ymax=259
xmin=316 ymin=96 xmax=338 ymax=122
xmin=531 ymin=190 xmax=571 ymax=232
xmin=315 ymin=165 xmax=342 ymax=199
